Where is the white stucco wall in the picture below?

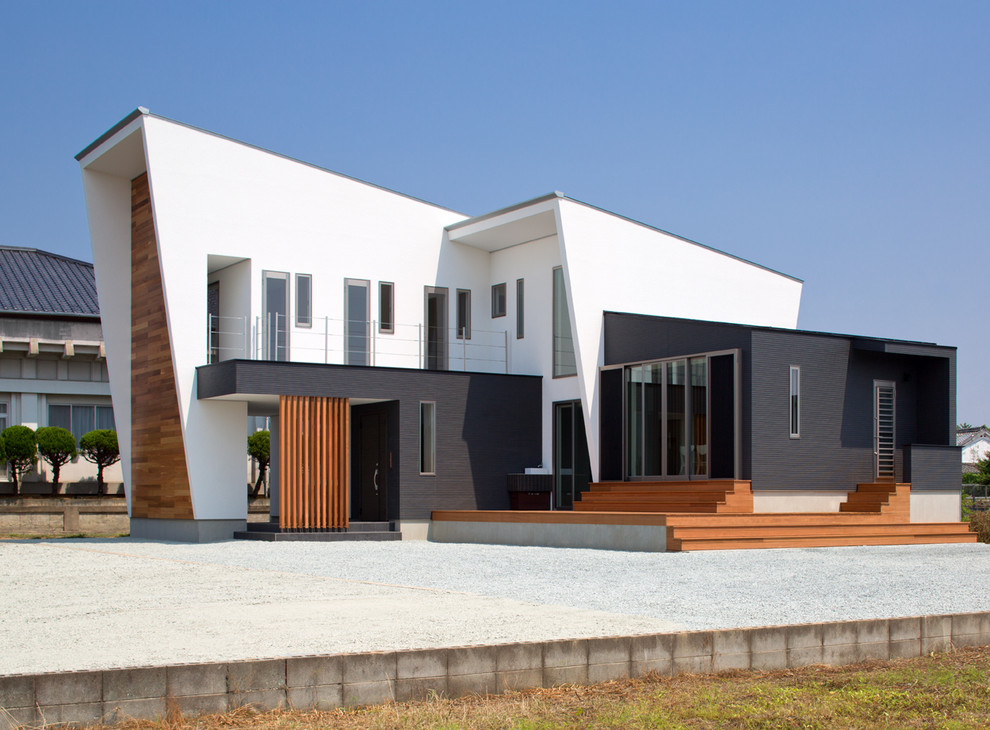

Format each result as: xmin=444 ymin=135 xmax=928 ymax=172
xmin=554 ymin=198 xmax=803 ymax=482
xmin=962 ymin=439 xmax=989 ymax=464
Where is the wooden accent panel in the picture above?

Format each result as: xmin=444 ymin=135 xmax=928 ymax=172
xmin=130 ymin=173 xmax=194 ymax=520
xmin=279 ymin=396 xmax=350 ymax=530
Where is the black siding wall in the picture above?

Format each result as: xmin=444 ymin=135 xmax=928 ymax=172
xmin=602 ymin=313 xmax=753 ymax=479
xmin=198 ymin=361 xmax=542 ymax=519
xmin=602 ymin=313 xmax=956 ymax=492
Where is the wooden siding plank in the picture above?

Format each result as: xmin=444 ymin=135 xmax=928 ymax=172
xmin=129 ymin=174 xmax=194 ymax=520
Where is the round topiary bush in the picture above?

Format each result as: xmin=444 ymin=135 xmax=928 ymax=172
xmin=35 ymin=426 xmax=77 ymax=493
xmin=1 ymin=425 xmax=37 ymax=494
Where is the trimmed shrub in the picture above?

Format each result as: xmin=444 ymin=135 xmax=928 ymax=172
xmin=2 ymin=425 xmax=37 ymax=494
xmin=36 ymin=426 xmax=77 ymax=493
xmin=79 ymin=429 xmax=120 ymax=496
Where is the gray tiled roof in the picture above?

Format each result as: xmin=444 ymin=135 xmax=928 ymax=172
xmin=0 ymin=246 xmax=100 ymax=317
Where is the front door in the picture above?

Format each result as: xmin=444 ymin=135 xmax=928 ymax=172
xmin=554 ymin=401 xmax=591 ymax=509
xmin=354 ymin=410 xmax=388 ymax=521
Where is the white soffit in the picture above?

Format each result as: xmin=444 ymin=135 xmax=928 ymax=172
xmin=78 ymin=124 xmax=147 ymax=179
xmin=447 ymin=201 xmax=559 ymax=252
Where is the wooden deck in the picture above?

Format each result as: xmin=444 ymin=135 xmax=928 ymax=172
xmin=432 ymin=481 xmax=976 ymax=551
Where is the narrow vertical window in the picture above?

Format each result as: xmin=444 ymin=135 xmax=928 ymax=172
xmin=207 ymin=281 xmax=220 ymax=362
xmin=491 ymin=283 xmax=506 ymax=317
xmin=379 ymin=282 xmax=394 ymax=334
xmin=552 ymin=267 xmax=576 ymax=377
xmin=789 ymin=366 xmax=800 ymax=438
xmin=295 ymin=274 xmax=312 ymax=327
xmin=456 ymin=289 xmax=471 ymax=339
xmin=516 ymin=278 xmax=524 ymax=338
xmin=420 ymin=401 xmax=436 ymax=474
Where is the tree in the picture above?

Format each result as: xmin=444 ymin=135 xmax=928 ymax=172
xmin=247 ymin=430 xmax=270 ymax=497
xmin=2 ymin=425 xmax=37 ymax=495
xmin=79 ymin=429 xmax=120 ymax=496
xmin=36 ymin=427 xmax=77 ymax=494
xmin=977 ymin=452 xmax=990 ymax=487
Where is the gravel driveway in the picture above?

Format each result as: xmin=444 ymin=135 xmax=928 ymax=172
xmin=2 ymin=538 xmax=987 ymax=676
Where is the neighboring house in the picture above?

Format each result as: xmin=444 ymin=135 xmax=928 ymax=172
xmin=958 ymin=426 xmax=990 ymax=474
xmin=76 ymin=108 xmax=963 ymax=542
xmin=0 ymin=246 xmax=121 ymax=493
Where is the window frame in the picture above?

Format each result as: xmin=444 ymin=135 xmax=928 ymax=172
xmin=516 ymin=278 xmax=525 ymax=339
xmin=455 ymin=289 xmax=472 ymax=340
xmin=379 ymin=281 xmax=394 ymax=334
xmin=295 ymin=273 xmax=312 ymax=328
xmin=789 ymin=365 xmax=800 ymax=438
xmin=419 ymin=401 xmax=436 ymax=475
xmin=552 ymin=266 xmax=577 ymax=378
xmin=491 ymin=283 xmax=507 ymax=318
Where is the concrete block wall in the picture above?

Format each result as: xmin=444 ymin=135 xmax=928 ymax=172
xmin=2 ymin=612 xmax=988 ymax=728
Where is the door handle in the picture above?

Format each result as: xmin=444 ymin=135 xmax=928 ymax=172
xmin=373 ymin=465 xmax=379 ymax=493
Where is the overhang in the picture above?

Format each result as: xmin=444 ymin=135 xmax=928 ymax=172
xmin=445 ymin=193 xmax=561 ymax=251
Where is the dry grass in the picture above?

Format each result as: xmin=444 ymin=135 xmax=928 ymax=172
xmin=75 ymin=646 xmax=990 ymax=730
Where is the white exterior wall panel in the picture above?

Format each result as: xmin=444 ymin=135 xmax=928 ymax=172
xmin=555 ymin=198 xmax=803 ymax=481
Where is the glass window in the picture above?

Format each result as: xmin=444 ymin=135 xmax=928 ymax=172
xmin=456 ymin=289 xmax=471 ymax=340
xmin=790 ymin=366 xmax=800 ymax=438
xmin=552 ymin=267 xmax=576 ymax=377
xmin=263 ymin=271 xmax=289 ymax=361
xmin=491 ymin=283 xmax=506 ymax=318
xmin=666 ymin=360 xmax=687 ymax=476
xmin=516 ymin=279 xmax=524 ymax=339
xmin=379 ymin=282 xmax=394 ymax=334
xmin=345 ymin=278 xmax=370 ymax=365
xmin=96 ymin=406 xmax=115 ymax=431
xmin=295 ymin=274 xmax=312 ymax=327
xmin=49 ymin=404 xmax=71 ymax=431
xmin=420 ymin=402 xmax=436 ymax=474
xmin=0 ymin=400 xmax=9 ymax=431
xmin=691 ymin=357 xmax=707 ymax=476
xmin=48 ymin=404 xmax=115 ymax=441
xmin=207 ymin=281 xmax=220 ymax=362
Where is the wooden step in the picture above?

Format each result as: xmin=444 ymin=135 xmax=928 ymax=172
xmin=669 ymin=523 xmax=974 ymax=540
xmin=670 ymin=533 xmax=978 ymax=551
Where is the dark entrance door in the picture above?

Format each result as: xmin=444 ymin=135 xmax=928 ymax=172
xmin=554 ymin=401 xmax=591 ymax=509
xmin=354 ymin=410 xmax=388 ymax=521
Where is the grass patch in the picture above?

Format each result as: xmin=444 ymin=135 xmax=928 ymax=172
xmin=80 ymin=646 xmax=990 ymax=730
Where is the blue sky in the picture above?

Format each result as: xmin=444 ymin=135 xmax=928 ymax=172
xmin=2 ymin=1 xmax=987 ymax=423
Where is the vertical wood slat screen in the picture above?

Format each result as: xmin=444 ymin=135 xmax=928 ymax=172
xmin=278 ymin=396 xmax=350 ymax=530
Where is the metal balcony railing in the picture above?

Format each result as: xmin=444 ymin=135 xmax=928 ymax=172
xmin=207 ymin=313 xmax=510 ymax=374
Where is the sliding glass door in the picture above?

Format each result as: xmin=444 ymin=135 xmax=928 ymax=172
xmin=625 ymin=357 xmax=708 ymax=479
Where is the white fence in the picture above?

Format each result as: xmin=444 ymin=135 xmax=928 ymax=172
xmin=208 ymin=314 xmax=509 ymax=373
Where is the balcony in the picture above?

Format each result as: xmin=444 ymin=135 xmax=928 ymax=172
xmin=207 ymin=314 xmax=510 ymax=374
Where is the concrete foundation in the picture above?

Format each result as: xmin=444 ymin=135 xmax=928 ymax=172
xmin=752 ymin=490 xmax=849 ymax=513
xmin=429 ymin=519 xmax=667 ymax=552
xmin=129 ymin=518 xmax=247 ymax=543
xmin=910 ymin=491 xmax=962 ymax=523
